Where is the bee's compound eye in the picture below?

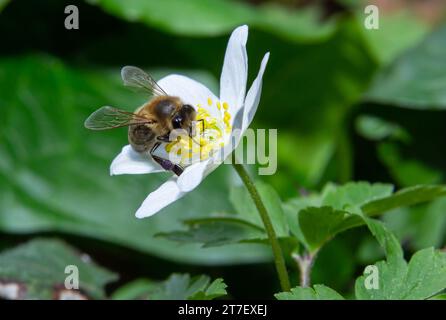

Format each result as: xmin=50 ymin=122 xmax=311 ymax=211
xmin=182 ymin=104 xmax=194 ymax=113
xmin=172 ymin=115 xmax=183 ymax=129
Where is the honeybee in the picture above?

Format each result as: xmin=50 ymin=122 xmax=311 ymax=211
xmin=84 ymin=66 xmax=197 ymax=176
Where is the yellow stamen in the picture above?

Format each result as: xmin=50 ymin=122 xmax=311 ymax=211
xmin=163 ymin=100 xmax=233 ymax=166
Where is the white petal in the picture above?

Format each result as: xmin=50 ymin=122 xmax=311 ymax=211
xmin=177 ymin=158 xmax=215 ymax=192
xmin=242 ymin=52 xmax=270 ymax=132
xmin=110 ymin=145 xmax=164 ymax=175
xmin=135 ymin=178 xmax=185 ymax=218
xmin=214 ymin=53 xmax=269 ymax=162
xmin=157 ymin=74 xmax=221 ymax=119
xmin=219 ymin=25 xmax=248 ymax=123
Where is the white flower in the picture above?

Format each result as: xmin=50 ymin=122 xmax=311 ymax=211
xmin=110 ymin=25 xmax=270 ymax=218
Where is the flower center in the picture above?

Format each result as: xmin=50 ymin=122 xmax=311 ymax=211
xmin=164 ymin=98 xmax=232 ymax=167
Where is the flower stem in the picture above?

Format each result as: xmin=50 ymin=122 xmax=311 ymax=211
xmin=232 ymin=159 xmax=291 ymax=292
xmin=292 ymin=252 xmax=317 ymax=287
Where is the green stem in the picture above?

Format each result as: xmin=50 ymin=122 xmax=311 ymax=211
xmin=232 ymin=158 xmax=291 ymax=292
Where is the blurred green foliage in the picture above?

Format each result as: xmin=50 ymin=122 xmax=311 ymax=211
xmin=1 ymin=0 xmax=446 ymax=299
xmin=112 ymin=273 xmax=227 ymax=300
xmin=86 ymin=0 xmax=337 ymax=41
xmin=0 ymin=238 xmax=117 ymax=299
xmin=367 ymin=24 xmax=446 ymax=109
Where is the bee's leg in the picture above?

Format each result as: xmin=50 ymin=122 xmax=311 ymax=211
xmin=198 ymin=119 xmax=204 ymax=135
xmin=191 ymin=119 xmax=205 ymax=137
xmin=199 ymin=119 xmax=204 ymax=134
xmin=150 ymin=142 xmax=161 ymax=154
xmin=150 ymin=143 xmax=184 ymax=176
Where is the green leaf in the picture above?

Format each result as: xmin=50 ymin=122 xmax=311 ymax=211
xmin=358 ymin=10 xmax=430 ymax=65
xmin=275 ymin=284 xmax=344 ymax=300
xmin=0 ymin=55 xmax=269 ymax=265
xmin=111 ymin=279 xmax=157 ymax=300
xmin=407 ymin=198 xmax=446 ymax=250
xmin=362 ymin=218 xmax=404 ymax=264
xmin=0 ymin=238 xmax=117 ymax=299
xmin=401 ymin=248 xmax=446 ymax=299
xmin=430 ymin=294 xmax=446 ymax=300
xmin=338 ymin=185 xmax=446 ymax=233
xmin=284 ymin=182 xmax=393 ymax=226
xmin=298 ymin=206 xmax=347 ymax=252
xmin=287 ymin=183 xmax=446 ymax=222
xmin=157 ymin=182 xmax=293 ymax=248
xmin=285 ymin=182 xmax=446 ymax=249
xmin=86 ymin=0 xmax=337 ymax=41
xmin=356 ymin=218 xmax=446 ymax=300
xmin=156 ymin=217 xmax=267 ymax=247
xmin=189 ymin=278 xmax=227 ymax=300
xmin=230 ymin=182 xmax=288 ymax=237
xmin=283 ymin=192 xmax=320 ymax=240
xmin=284 ymin=182 xmax=393 ymax=251
xmin=366 ymin=24 xmax=446 ymax=109
xmin=362 ymin=185 xmax=446 ymax=216
xmin=321 ymin=182 xmax=393 ymax=214
xmin=0 ymin=0 xmax=9 ymax=12
xmin=112 ymin=274 xmax=227 ymax=300
xmin=355 ymin=115 xmax=410 ymax=142
xmin=355 ymin=247 xmax=446 ymax=299
xmin=383 ymin=198 xmax=446 ymax=251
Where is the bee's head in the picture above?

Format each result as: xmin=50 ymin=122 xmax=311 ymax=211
xmin=171 ymin=104 xmax=196 ymax=132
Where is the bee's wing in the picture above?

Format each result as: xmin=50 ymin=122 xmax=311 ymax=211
xmin=84 ymin=106 xmax=154 ymax=130
xmin=121 ymin=66 xmax=168 ymax=96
